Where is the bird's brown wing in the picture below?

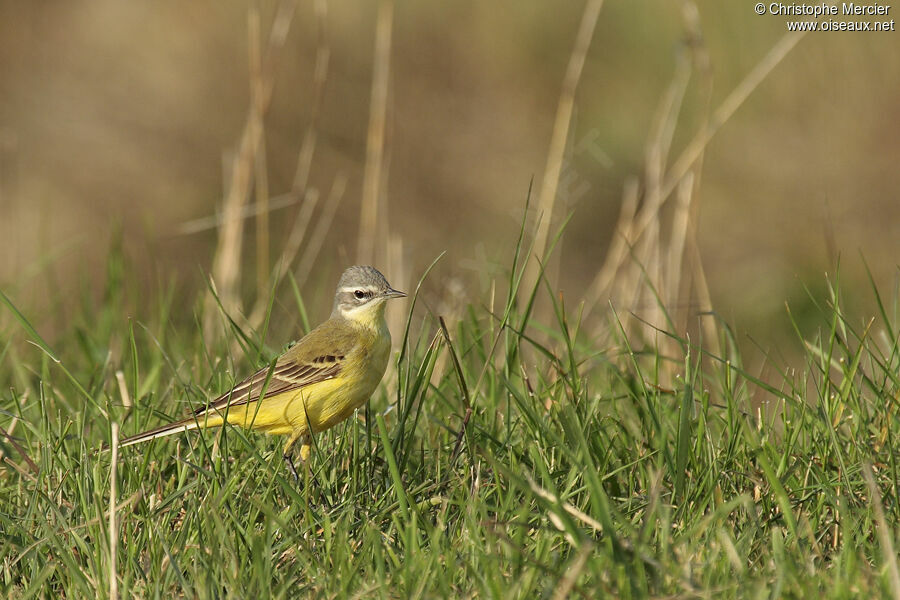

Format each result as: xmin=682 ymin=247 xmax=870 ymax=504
xmin=196 ymin=318 xmax=360 ymax=415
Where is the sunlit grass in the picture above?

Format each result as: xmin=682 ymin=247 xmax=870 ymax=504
xmin=2 ymin=242 xmax=900 ymax=598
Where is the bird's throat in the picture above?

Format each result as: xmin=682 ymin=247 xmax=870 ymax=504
xmin=341 ymin=298 xmax=389 ymax=334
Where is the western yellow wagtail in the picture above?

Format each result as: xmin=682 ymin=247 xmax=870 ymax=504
xmin=119 ymin=265 xmax=405 ymax=478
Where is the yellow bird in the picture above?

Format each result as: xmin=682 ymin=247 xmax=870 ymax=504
xmin=119 ymin=265 xmax=405 ymax=478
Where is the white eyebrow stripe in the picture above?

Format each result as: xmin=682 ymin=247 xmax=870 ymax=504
xmin=338 ymin=285 xmax=380 ymax=293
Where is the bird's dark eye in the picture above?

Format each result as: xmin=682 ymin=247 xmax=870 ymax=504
xmin=354 ymin=290 xmax=366 ymax=299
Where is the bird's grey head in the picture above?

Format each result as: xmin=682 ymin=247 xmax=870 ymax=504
xmin=332 ymin=265 xmax=405 ymax=318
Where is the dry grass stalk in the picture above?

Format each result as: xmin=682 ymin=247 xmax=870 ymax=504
xmin=625 ymin=47 xmax=692 ymax=352
xmin=662 ymin=32 xmax=805 ymax=205
xmin=244 ymin=173 xmax=346 ymax=331
xmin=550 ymin=542 xmax=593 ymax=600
xmin=249 ymin=6 xmax=271 ymax=303
xmin=587 ymin=20 xmax=804 ymax=363
xmin=254 ymin=139 xmax=270 ymax=302
xmin=176 ymin=12 xmax=326 ymax=246
xmin=115 ymin=370 xmax=132 ymax=410
xmin=667 ymin=173 xmax=693 ymax=313
xmin=295 ymin=0 xmax=330 ymax=192
xmin=666 ymin=0 xmax=720 ymax=356
xmin=268 ymin=187 xmax=321 ymax=299
xmin=430 ymin=276 xmax=469 ymax=389
xmin=295 ymin=175 xmax=348 ymax=286
xmin=383 ymin=232 xmax=407 ymax=386
xmin=358 ymin=0 xmax=394 ymax=265
xmin=585 ymin=178 xmax=639 ymax=308
xmin=0 ymin=389 xmax=28 ymax=466
xmin=175 ymin=193 xmax=301 ymax=236
xmin=244 ymin=0 xmax=333 ymax=333
xmin=524 ymin=0 xmax=604 ymax=296
xmin=203 ymin=0 xmax=298 ymax=341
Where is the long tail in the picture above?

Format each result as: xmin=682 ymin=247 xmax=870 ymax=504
xmin=118 ymin=415 xmax=222 ymax=448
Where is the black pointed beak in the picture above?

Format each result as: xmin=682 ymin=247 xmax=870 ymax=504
xmin=384 ymin=287 xmax=406 ymax=299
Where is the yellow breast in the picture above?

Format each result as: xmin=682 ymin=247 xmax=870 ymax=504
xmin=293 ymin=307 xmax=392 ymax=433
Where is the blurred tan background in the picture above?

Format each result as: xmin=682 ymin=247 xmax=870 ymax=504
xmin=1 ymin=0 xmax=898 ymax=348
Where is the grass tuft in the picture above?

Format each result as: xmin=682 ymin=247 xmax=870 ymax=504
xmin=2 ymin=242 xmax=900 ymax=597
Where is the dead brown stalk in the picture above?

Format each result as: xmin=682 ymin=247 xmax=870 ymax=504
xmin=204 ymin=0 xmax=299 ymax=342
xmin=585 ymin=13 xmax=805 ymax=368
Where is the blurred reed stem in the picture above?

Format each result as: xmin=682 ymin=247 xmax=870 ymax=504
xmin=358 ymin=0 xmax=393 ymax=265
xmin=525 ymin=0 xmax=604 ymax=294
xmin=585 ymin=16 xmax=805 ymax=369
xmin=250 ymin=5 xmax=272 ymax=305
xmin=245 ymin=0 xmax=332 ymax=332
xmin=204 ymin=0 xmax=297 ymax=342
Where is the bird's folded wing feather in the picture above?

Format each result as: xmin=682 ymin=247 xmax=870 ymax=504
xmin=196 ymin=318 xmax=360 ymax=415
